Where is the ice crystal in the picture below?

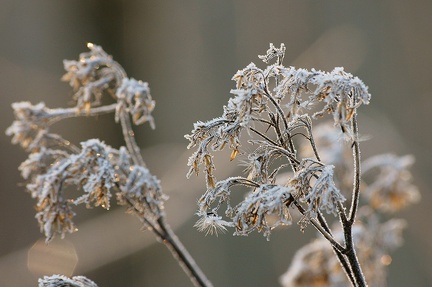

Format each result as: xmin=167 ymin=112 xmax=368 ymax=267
xmin=194 ymin=213 xmax=231 ymax=236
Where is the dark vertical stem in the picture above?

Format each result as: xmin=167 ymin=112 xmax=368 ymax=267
xmin=344 ymin=244 xmax=366 ymax=287
xmin=333 ymin=249 xmax=357 ymax=287
xmin=343 ymin=97 xmax=366 ymax=286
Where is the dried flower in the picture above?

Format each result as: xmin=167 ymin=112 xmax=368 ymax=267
xmin=362 ymin=154 xmax=420 ymax=212
xmin=194 ymin=213 xmax=231 ymax=236
xmin=71 ymin=139 xmax=118 ymax=209
xmin=232 ymin=184 xmax=294 ymax=239
xmin=62 ymin=43 xmax=125 ymax=112
xmin=25 ymin=139 xmax=117 ymax=241
xmin=38 ymin=274 xmax=98 ymax=287
xmin=19 ymin=147 xmax=69 ymax=180
xmin=258 ymin=43 xmax=286 ymax=64
xmin=35 ymin=200 xmax=77 ymax=243
xmin=117 ymin=165 xmax=167 ymax=227
xmin=186 ymin=43 xmax=415 ymax=287
xmin=6 ymin=102 xmax=50 ymax=150
xmin=280 ymin=209 xmax=408 ymax=287
xmin=9 ymin=43 xmax=213 ymax=287
xmin=279 ymin=239 xmax=346 ymax=287
xmin=115 ymin=78 xmax=155 ymax=127
xmin=187 ymin=43 xmax=368 ymax=240
xmin=290 ymin=160 xmax=345 ymax=224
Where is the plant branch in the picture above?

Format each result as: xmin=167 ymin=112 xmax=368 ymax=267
xmin=47 ymin=103 xmax=118 ymax=124
xmin=333 ymin=248 xmax=357 ymax=287
xmin=348 ymin=111 xmax=361 ymax=224
xmin=292 ymin=201 xmax=345 ymax=253
xmin=119 ymin=112 xmax=146 ymax=167
xmin=157 ymin=217 xmax=213 ymax=287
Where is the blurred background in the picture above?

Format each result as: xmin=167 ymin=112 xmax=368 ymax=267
xmin=1 ymin=0 xmax=431 ymax=286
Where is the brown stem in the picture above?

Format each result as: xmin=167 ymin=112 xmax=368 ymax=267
xmin=157 ymin=218 xmax=214 ymax=287
xmin=118 ymin=111 xmax=212 ymax=286
xmin=348 ymin=112 xmax=361 ymax=224
xmin=342 ymin=98 xmax=366 ymax=286
xmin=47 ymin=103 xmax=118 ymax=124
xmin=293 ymin=201 xmax=345 ymax=253
xmin=119 ymin=112 xmax=146 ymax=167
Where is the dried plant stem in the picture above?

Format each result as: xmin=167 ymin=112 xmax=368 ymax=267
xmin=119 ymin=110 xmax=212 ymax=287
xmin=348 ymin=112 xmax=361 ymax=224
xmin=157 ymin=218 xmax=214 ymax=287
xmin=316 ymin=201 xmax=356 ymax=286
xmin=344 ymin=246 xmax=366 ymax=287
xmin=125 ymin=199 xmax=212 ymax=287
xmin=119 ymin=112 xmax=146 ymax=167
xmin=48 ymin=103 xmax=118 ymax=122
xmin=334 ymin=249 xmax=357 ymax=287
xmin=342 ymin=109 xmax=366 ymax=287
xmin=293 ymin=201 xmax=344 ymax=253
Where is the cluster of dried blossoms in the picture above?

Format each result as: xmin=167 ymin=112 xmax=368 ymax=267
xmin=8 ymin=43 xmax=419 ymax=287
xmin=186 ymin=43 xmax=419 ymax=286
xmin=7 ymin=43 xmax=162 ymax=242
xmin=280 ymin=123 xmax=419 ymax=286
xmin=38 ymin=275 xmax=98 ymax=287
xmin=7 ymin=44 xmax=211 ymax=287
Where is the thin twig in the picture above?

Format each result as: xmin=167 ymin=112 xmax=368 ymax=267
xmin=343 ymin=96 xmax=366 ymax=286
xmin=348 ymin=112 xmax=361 ymax=225
xmin=293 ymin=201 xmax=345 ymax=253
xmin=47 ymin=103 xmax=118 ymax=124
xmin=118 ymin=109 xmax=213 ymax=286
xmin=157 ymin=217 xmax=214 ymax=287
xmin=249 ymin=127 xmax=279 ymax=147
xmin=119 ymin=112 xmax=146 ymax=167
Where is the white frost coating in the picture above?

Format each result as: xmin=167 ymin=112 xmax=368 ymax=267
xmin=38 ymin=274 xmax=98 ymax=287
xmin=232 ymin=184 xmax=294 ymax=239
xmin=117 ymin=165 xmax=167 ymax=227
xmin=302 ymin=165 xmax=345 ymax=216
xmin=186 ymin=43 xmax=370 ymax=238
xmin=194 ymin=213 xmax=231 ymax=236
xmin=115 ymin=77 xmax=155 ymax=128
xmin=62 ymin=44 xmax=123 ymax=111
xmin=361 ymin=154 xmax=420 ymax=212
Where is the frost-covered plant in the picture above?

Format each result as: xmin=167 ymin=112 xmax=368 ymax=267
xmin=7 ymin=44 xmax=211 ymax=287
xmin=38 ymin=274 xmax=99 ymax=287
xmin=186 ymin=43 xmax=419 ymax=286
xmin=7 ymin=43 xmax=419 ymax=287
